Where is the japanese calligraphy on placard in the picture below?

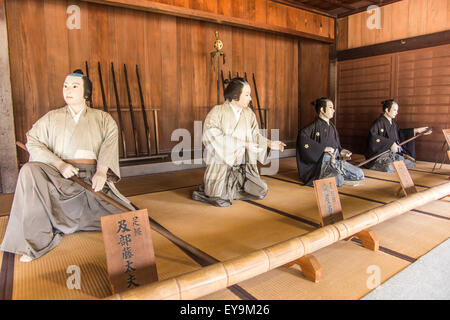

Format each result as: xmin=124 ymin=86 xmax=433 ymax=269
xmin=313 ymin=177 xmax=343 ymax=227
xmin=393 ymin=160 xmax=417 ymax=196
xmin=101 ymin=209 xmax=158 ymax=294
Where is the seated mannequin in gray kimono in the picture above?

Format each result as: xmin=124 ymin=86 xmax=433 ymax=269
xmin=0 ymin=70 xmax=134 ymax=262
xmin=364 ymin=99 xmax=431 ymax=172
xmin=192 ymin=78 xmax=286 ymax=207
xmin=296 ymin=98 xmax=364 ymax=187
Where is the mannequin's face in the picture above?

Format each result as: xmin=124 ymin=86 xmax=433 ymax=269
xmin=385 ymin=102 xmax=398 ymax=119
xmin=320 ymin=101 xmax=335 ymax=120
xmin=63 ymin=75 xmax=85 ymax=106
xmin=236 ymin=84 xmax=252 ymax=108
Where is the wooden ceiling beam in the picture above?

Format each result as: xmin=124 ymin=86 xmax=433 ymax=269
xmin=81 ymin=0 xmax=335 ymax=43
xmin=321 ymin=0 xmax=357 ymax=10
xmin=270 ymin=0 xmax=337 ymax=18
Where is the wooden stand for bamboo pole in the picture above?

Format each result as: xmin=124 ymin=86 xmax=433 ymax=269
xmin=284 ymin=254 xmax=322 ymax=283
xmin=284 ymin=177 xmax=379 ymax=283
xmin=344 ymin=229 xmax=379 ymax=251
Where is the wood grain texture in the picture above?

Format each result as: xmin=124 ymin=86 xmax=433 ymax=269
xmin=7 ymin=0 xmax=302 ymax=162
xmin=339 ymin=0 xmax=450 ymax=50
xmin=82 ymin=0 xmax=335 ymax=42
xmin=336 ymin=44 xmax=450 ymax=162
xmin=299 ymin=40 xmax=330 ymax=128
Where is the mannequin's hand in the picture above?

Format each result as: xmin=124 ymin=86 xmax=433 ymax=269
xmin=340 ymin=149 xmax=352 ymax=159
xmin=390 ymin=143 xmax=399 ymax=153
xmin=55 ymin=160 xmax=79 ymax=179
xmin=270 ymin=141 xmax=287 ymax=152
xmin=324 ymin=147 xmax=335 ymax=154
xmin=245 ymin=142 xmax=264 ymax=153
xmin=414 ymin=127 xmax=432 ymax=135
xmin=92 ymin=165 xmax=108 ymax=192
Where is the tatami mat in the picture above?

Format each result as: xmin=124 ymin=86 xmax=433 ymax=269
xmin=232 ymin=241 xmax=409 ymax=300
xmin=130 ymin=187 xmax=415 ymax=300
xmin=261 ymin=177 xmax=382 ymax=223
xmin=129 ymin=187 xmax=313 ymax=262
xmin=273 ymin=167 xmax=450 ymax=218
xmin=1 ymin=156 xmax=449 ymax=300
xmin=261 ymin=177 xmax=450 ymax=259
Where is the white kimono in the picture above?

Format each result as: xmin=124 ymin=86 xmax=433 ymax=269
xmin=0 ymin=106 xmax=133 ymax=259
xmin=193 ymin=101 xmax=270 ymax=206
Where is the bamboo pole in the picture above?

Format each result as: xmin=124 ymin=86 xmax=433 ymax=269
xmin=105 ymin=181 xmax=450 ymax=300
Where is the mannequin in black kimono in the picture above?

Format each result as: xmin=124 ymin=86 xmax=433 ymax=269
xmin=296 ymin=98 xmax=364 ymax=186
xmin=364 ymin=99 xmax=431 ymax=172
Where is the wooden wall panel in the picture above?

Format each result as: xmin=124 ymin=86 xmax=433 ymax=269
xmin=395 ymin=45 xmax=450 ymax=161
xmin=82 ymin=0 xmax=335 ymax=41
xmin=339 ymin=0 xmax=450 ymax=50
xmin=336 ymin=55 xmax=393 ymax=153
xmin=299 ymin=40 xmax=330 ymax=129
xmin=336 ymin=44 xmax=450 ymax=162
xmin=7 ymin=0 xmax=301 ymax=163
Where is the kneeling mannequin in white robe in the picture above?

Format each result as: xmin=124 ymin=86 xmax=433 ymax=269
xmin=192 ymin=78 xmax=286 ymax=207
xmin=0 ymin=70 xmax=133 ymax=262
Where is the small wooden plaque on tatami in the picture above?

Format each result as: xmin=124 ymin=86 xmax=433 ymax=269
xmin=393 ymin=160 xmax=417 ymax=196
xmin=313 ymin=177 xmax=343 ymax=226
xmin=443 ymin=129 xmax=450 ymax=147
xmin=101 ymin=209 xmax=158 ymax=294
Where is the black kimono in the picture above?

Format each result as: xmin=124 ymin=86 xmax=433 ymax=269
xmin=296 ymin=118 xmax=364 ymax=186
xmin=365 ymin=115 xmax=415 ymax=172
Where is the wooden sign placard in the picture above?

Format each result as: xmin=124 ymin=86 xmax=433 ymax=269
xmin=393 ymin=160 xmax=417 ymax=196
xmin=313 ymin=177 xmax=343 ymax=227
xmin=443 ymin=129 xmax=450 ymax=147
xmin=101 ymin=209 xmax=158 ymax=294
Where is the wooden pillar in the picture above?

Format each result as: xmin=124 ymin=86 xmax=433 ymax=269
xmin=0 ymin=0 xmax=18 ymax=193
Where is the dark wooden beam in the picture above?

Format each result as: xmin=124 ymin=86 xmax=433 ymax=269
xmin=337 ymin=0 xmax=402 ymax=18
xmin=269 ymin=0 xmax=336 ymax=18
xmin=322 ymin=0 xmax=357 ymax=10
xmin=82 ymin=0 xmax=334 ymax=43
xmin=337 ymin=30 xmax=450 ymax=61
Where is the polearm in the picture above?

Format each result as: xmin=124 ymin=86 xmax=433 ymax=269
xmin=111 ymin=62 xmax=127 ymax=158
xmin=97 ymin=62 xmax=108 ymax=112
xmin=357 ymin=127 xmax=433 ymax=167
xmin=85 ymin=61 xmax=93 ymax=108
xmin=220 ymin=70 xmax=226 ymax=94
xmin=123 ymin=64 xmax=139 ymax=156
xmin=15 ymin=141 xmax=217 ymax=268
xmin=210 ymin=31 xmax=225 ymax=105
xmin=244 ymin=72 xmax=255 ymax=112
xmin=136 ymin=64 xmax=151 ymax=156
xmin=252 ymin=73 xmax=265 ymax=129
